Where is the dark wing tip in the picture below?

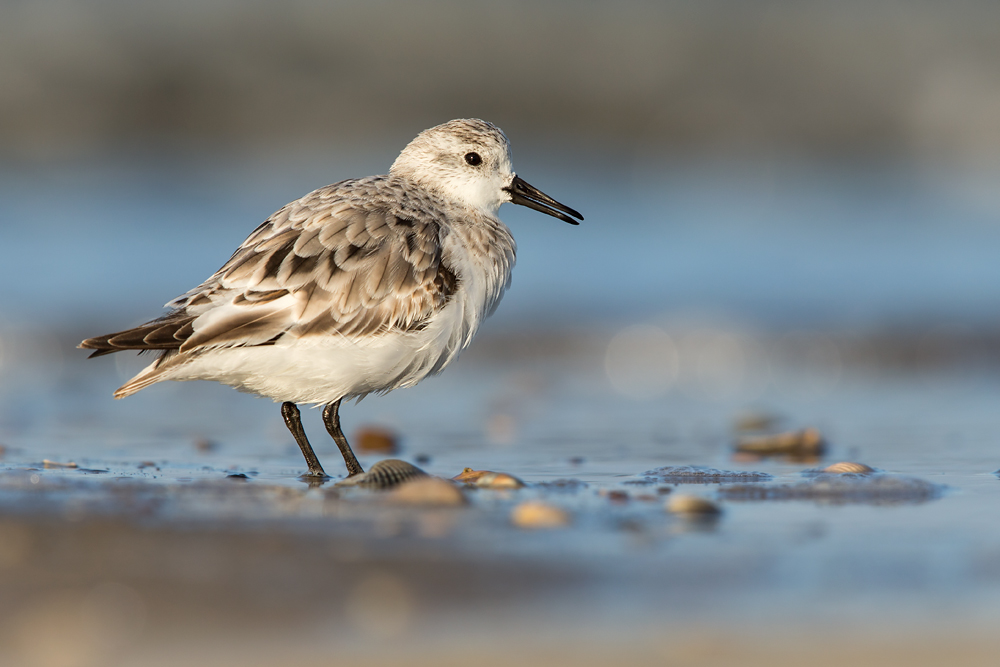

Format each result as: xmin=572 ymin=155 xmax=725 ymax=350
xmin=79 ymin=315 xmax=197 ymax=358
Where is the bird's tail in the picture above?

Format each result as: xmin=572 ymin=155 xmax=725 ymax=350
xmin=113 ymin=358 xmax=169 ymax=398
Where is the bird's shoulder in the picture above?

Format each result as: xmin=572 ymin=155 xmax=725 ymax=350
xmin=279 ymin=174 xmax=455 ymax=233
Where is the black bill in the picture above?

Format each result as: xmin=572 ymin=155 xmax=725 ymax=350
xmin=504 ymin=175 xmax=583 ymax=225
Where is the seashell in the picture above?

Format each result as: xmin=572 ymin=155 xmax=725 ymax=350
xmin=511 ymin=501 xmax=570 ymax=529
xmin=823 ymin=461 xmax=874 ymax=474
xmin=336 ymin=459 xmax=428 ymax=489
xmin=42 ymin=460 xmax=77 ymax=469
xmin=735 ymin=427 xmax=825 ymax=459
xmin=666 ymin=494 xmax=722 ymax=517
xmin=354 ymin=426 xmax=399 ymax=454
xmin=453 ymin=468 xmax=525 ymax=488
xmin=385 ymin=477 xmax=466 ymax=506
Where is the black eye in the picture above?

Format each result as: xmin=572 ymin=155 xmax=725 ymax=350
xmin=464 ymin=152 xmax=482 ymax=166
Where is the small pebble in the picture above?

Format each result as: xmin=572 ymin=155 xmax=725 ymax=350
xmin=385 ymin=477 xmax=466 ymax=506
xmin=354 ymin=426 xmax=399 ymax=454
xmin=511 ymin=501 xmax=570 ymax=529
xmin=599 ymin=489 xmax=629 ymax=504
xmin=453 ymin=468 xmax=525 ymax=488
xmin=666 ymin=494 xmax=722 ymax=517
xmin=194 ymin=438 xmax=217 ymax=452
xmin=823 ymin=461 xmax=875 ymax=474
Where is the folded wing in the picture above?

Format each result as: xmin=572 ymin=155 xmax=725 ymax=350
xmin=80 ymin=179 xmax=459 ymax=359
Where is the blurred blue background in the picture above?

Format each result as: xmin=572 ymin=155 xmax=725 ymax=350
xmin=2 ymin=0 xmax=1000 ymax=341
xmin=2 ymin=0 xmax=1000 ymax=414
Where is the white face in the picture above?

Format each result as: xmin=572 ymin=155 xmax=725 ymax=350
xmin=389 ymin=119 xmax=515 ymax=216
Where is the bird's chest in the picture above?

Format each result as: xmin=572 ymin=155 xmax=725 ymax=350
xmin=444 ymin=223 xmax=515 ymax=324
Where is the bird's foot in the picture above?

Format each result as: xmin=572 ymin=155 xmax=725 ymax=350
xmin=298 ymin=470 xmax=331 ymax=488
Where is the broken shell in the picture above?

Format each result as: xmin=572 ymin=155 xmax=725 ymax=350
xmin=823 ymin=461 xmax=875 ymax=474
xmin=453 ymin=468 xmax=525 ymax=488
xmin=386 ymin=477 xmax=466 ymax=506
xmin=666 ymin=494 xmax=722 ymax=517
xmin=735 ymin=427 xmax=825 ymax=458
xmin=354 ymin=426 xmax=399 ymax=454
xmin=511 ymin=501 xmax=570 ymax=529
xmin=337 ymin=459 xmax=428 ymax=489
xmin=42 ymin=460 xmax=77 ymax=469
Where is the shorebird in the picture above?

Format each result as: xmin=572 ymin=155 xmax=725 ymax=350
xmin=80 ymin=119 xmax=582 ymax=479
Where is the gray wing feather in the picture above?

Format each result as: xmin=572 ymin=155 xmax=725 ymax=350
xmin=172 ymin=177 xmax=458 ymax=352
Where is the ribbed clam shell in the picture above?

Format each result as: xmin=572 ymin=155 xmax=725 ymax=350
xmin=823 ymin=461 xmax=875 ymax=474
xmin=337 ymin=459 xmax=428 ymax=489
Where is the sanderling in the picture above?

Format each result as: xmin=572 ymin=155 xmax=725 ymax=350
xmin=80 ymin=119 xmax=583 ymax=479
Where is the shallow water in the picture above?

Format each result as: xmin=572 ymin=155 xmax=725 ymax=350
xmin=2 ymin=155 xmax=1000 ymax=664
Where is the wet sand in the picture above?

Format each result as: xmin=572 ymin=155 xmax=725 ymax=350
xmin=3 ymin=329 xmax=1000 ymax=666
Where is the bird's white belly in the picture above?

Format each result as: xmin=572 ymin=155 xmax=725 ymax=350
xmin=163 ymin=287 xmax=479 ymax=405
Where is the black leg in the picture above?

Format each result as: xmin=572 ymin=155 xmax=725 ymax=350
xmin=322 ymin=399 xmax=365 ymax=477
xmin=280 ymin=401 xmax=328 ymax=478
